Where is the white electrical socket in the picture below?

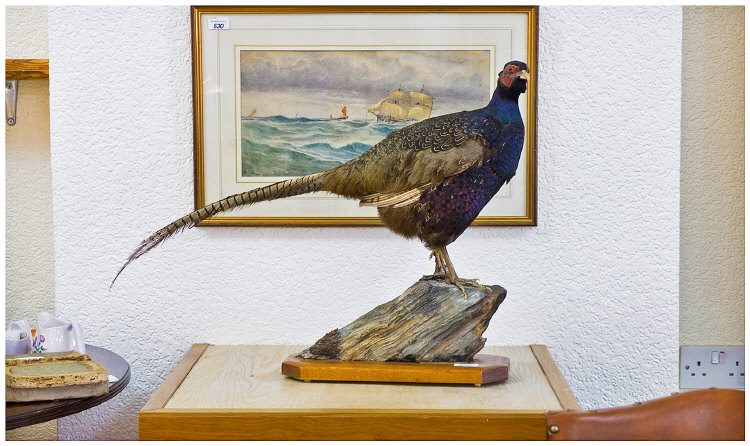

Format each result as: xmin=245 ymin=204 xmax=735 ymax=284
xmin=680 ymin=346 xmax=745 ymax=389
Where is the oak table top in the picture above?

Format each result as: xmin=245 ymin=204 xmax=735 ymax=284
xmin=139 ymin=344 xmax=579 ymax=441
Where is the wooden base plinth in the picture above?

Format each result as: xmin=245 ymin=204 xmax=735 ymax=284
xmin=282 ymin=354 xmax=509 ymax=385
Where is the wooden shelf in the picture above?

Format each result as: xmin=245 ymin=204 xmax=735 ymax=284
xmin=6 ymin=59 xmax=49 ymax=80
xmin=140 ymin=344 xmax=579 ymax=441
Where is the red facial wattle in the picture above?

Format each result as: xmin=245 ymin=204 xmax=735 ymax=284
xmin=500 ymin=65 xmax=518 ymax=87
xmin=501 ymin=72 xmax=514 ymax=87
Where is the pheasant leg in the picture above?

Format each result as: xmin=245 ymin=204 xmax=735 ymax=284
xmin=434 ymin=247 xmax=458 ymax=283
xmin=432 ymin=251 xmax=443 ymax=275
xmin=430 ymin=247 xmax=492 ymax=299
xmin=430 ymin=248 xmax=456 ymax=282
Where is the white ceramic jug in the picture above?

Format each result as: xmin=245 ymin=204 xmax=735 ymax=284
xmin=6 ymin=320 xmax=32 ymax=355
xmin=34 ymin=312 xmax=86 ymax=354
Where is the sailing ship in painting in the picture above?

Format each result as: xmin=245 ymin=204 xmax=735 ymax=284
xmin=367 ymin=85 xmax=433 ymax=122
xmin=330 ymin=106 xmax=348 ymax=120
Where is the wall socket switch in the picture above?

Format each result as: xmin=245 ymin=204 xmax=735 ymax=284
xmin=680 ymin=346 xmax=744 ymax=389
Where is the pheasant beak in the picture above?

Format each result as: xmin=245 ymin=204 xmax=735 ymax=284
xmin=519 ymin=70 xmax=530 ymax=81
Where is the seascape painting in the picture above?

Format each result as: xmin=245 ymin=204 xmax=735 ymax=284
xmin=239 ymin=50 xmax=492 ymax=178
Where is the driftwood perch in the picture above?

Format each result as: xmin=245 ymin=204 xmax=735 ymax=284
xmin=299 ymin=277 xmax=506 ymax=363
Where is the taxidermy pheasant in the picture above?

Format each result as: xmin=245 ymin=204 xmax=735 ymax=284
xmin=112 ymin=61 xmax=529 ymax=290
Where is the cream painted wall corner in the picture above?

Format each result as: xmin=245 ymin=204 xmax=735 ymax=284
xmin=5 ymin=79 xmax=55 ymax=326
xmin=5 ymin=5 xmax=58 ymax=442
xmin=680 ymin=6 xmax=745 ymax=346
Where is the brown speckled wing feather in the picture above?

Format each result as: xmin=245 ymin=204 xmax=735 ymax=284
xmin=322 ymin=112 xmax=490 ymax=200
xmin=400 ymin=111 xmax=473 ymax=153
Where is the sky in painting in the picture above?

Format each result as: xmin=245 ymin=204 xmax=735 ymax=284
xmin=240 ymin=50 xmax=492 ymax=119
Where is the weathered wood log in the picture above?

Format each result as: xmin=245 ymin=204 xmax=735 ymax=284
xmin=299 ymin=277 xmax=506 ymax=362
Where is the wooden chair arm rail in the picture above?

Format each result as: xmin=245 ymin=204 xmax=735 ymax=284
xmin=546 ymin=388 xmax=745 ymax=441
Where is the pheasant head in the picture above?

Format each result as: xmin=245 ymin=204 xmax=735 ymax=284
xmin=497 ymin=61 xmax=530 ymax=100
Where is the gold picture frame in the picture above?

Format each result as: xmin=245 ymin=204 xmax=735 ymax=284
xmin=191 ymin=5 xmax=538 ymax=226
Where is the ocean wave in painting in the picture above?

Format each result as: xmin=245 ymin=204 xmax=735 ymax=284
xmin=241 ymin=116 xmax=410 ymax=177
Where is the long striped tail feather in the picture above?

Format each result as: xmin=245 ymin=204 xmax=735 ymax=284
xmin=110 ymin=172 xmax=325 ymax=289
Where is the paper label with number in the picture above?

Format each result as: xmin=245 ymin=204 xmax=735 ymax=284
xmin=208 ymin=17 xmax=230 ymax=30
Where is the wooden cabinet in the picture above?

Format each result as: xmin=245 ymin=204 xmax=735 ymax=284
xmin=140 ymin=344 xmax=578 ymax=440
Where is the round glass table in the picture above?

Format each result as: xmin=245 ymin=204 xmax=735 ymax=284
xmin=6 ymin=345 xmax=130 ymax=430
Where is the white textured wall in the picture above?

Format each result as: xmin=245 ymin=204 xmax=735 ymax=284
xmin=48 ymin=6 xmax=682 ymax=440
xmin=680 ymin=6 xmax=745 ymax=346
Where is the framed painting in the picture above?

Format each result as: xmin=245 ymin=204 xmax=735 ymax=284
xmin=191 ymin=6 xmax=537 ymax=226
